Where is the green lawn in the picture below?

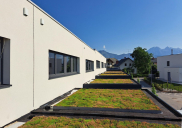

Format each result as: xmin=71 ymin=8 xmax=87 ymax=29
xmin=55 ymin=89 xmax=160 ymax=110
xmin=104 ymin=71 xmax=125 ymax=74
xmin=90 ymin=79 xmax=133 ymax=84
xmin=19 ymin=116 xmax=180 ymax=128
xmin=100 ymin=74 xmax=127 ymax=76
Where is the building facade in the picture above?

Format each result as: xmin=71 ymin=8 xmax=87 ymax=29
xmin=106 ymin=58 xmax=118 ymax=68
xmin=157 ymin=54 xmax=182 ymax=83
xmin=0 ymin=0 xmax=106 ymax=126
xmin=115 ymin=58 xmax=137 ymax=74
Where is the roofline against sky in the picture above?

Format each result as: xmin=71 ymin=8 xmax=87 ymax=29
xmin=27 ymin=0 xmax=106 ymax=59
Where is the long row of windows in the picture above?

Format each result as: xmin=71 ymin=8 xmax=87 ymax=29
xmin=86 ymin=60 xmax=94 ymax=72
xmin=49 ymin=51 xmax=78 ymax=78
xmin=49 ymin=50 xmax=106 ymax=78
xmin=96 ymin=60 xmax=106 ymax=69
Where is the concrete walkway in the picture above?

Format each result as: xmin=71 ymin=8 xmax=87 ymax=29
xmin=134 ymin=78 xmax=182 ymax=110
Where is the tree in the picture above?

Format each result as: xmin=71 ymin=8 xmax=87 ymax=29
xmin=131 ymin=47 xmax=153 ymax=74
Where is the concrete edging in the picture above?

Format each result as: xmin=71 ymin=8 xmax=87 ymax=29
xmin=52 ymin=106 xmax=162 ymax=114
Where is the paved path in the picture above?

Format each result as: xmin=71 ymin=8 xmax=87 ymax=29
xmin=134 ymin=78 xmax=182 ymax=110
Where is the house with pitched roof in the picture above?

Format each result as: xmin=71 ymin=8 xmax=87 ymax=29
xmin=106 ymin=58 xmax=118 ymax=67
xmin=115 ymin=57 xmax=137 ymax=74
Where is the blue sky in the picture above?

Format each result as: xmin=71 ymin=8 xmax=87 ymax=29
xmin=32 ymin=0 xmax=182 ymax=54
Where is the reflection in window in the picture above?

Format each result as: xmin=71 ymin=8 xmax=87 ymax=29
xmin=49 ymin=52 xmax=55 ymax=74
xmin=56 ymin=54 xmax=64 ymax=73
xmin=97 ymin=61 xmax=100 ymax=68
xmin=86 ymin=60 xmax=88 ymax=70
xmin=73 ymin=57 xmax=77 ymax=72
xmin=86 ymin=60 xmax=94 ymax=72
xmin=67 ymin=56 xmax=71 ymax=72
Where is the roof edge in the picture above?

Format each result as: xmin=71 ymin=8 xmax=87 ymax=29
xmin=27 ymin=0 xmax=106 ymax=59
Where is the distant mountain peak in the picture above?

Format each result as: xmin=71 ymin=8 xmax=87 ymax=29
xmin=99 ymin=47 xmax=182 ymax=59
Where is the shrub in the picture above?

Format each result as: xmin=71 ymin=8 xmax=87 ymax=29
xmin=137 ymin=78 xmax=140 ymax=83
xmin=152 ymin=83 xmax=158 ymax=96
xmin=131 ymin=73 xmax=133 ymax=79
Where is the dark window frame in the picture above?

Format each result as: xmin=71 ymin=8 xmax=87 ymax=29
xmin=49 ymin=50 xmax=79 ymax=79
xmin=101 ymin=62 xmax=104 ymax=68
xmin=125 ymin=63 xmax=127 ymax=66
xmin=0 ymin=37 xmax=11 ymax=88
xmin=86 ymin=59 xmax=94 ymax=72
xmin=167 ymin=61 xmax=170 ymax=66
xmin=96 ymin=60 xmax=100 ymax=69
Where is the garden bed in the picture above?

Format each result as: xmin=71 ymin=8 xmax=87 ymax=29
xmin=84 ymin=79 xmax=141 ymax=89
xmin=55 ymin=89 xmax=160 ymax=111
xmin=100 ymin=74 xmax=127 ymax=76
xmin=96 ymin=74 xmax=131 ymax=79
xmin=104 ymin=71 xmax=125 ymax=74
xmin=144 ymin=77 xmax=182 ymax=92
xmin=19 ymin=116 xmax=180 ymax=128
xmin=90 ymin=79 xmax=133 ymax=84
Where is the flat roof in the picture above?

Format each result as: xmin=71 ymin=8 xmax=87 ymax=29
xmin=27 ymin=0 xmax=106 ymax=59
xmin=157 ymin=54 xmax=182 ymax=58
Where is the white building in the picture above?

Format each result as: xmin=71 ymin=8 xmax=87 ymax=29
xmin=157 ymin=54 xmax=182 ymax=83
xmin=115 ymin=58 xmax=137 ymax=74
xmin=0 ymin=0 xmax=106 ymax=127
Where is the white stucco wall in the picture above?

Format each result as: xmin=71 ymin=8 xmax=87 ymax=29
xmin=157 ymin=54 xmax=182 ymax=82
xmin=0 ymin=0 xmax=106 ymax=126
xmin=118 ymin=59 xmax=137 ymax=74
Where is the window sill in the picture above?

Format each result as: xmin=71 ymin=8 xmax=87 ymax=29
xmin=49 ymin=72 xmax=80 ymax=80
xmin=0 ymin=84 xmax=12 ymax=89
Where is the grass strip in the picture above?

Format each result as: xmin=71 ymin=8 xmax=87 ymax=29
xmin=19 ymin=116 xmax=180 ymax=128
xmin=100 ymin=74 xmax=127 ymax=76
xmin=55 ymin=89 xmax=160 ymax=110
xmin=90 ymin=79 xmax=133 ymax=84
xmin=104 ymin=71 xmax=125 ymax=74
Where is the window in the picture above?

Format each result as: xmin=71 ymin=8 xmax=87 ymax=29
xmin=49 ymin=52 xmax=55 ymax=74
xmin=129 ymin=63 xmax=131 ymax=66
xmin=73 ymin=57 xmax=77 ymax=72
xmin=105 ymin=63 xmax=106 ymax=68
xmin=66 ymin=56 xmax=71 ymax=72
xmin=86 ymin=60 xmax=94 ymax=72
xmin=167 ymin=61 xmax=170 ymax=66
xmin=49 ymin=50 xmax=79 ymax=79
xmin=96 ymin=60 xmax=100 ymax=68
xmin=125 ymin=63 xmax=127 ymax=66
xmin=56 ymin=54 xmax=64 ymax=74
xmin=0 ymin=37 xmax=10 ymax=86
xmin=102 ymin=62 xmax=104 ymax=68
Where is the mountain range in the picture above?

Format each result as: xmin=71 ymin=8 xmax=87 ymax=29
xmin=99 ymin=47 xmax=182 ymax=60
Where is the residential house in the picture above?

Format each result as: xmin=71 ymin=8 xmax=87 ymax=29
xmin=151 ymin=57 xmax=157 ymax=65
xmin=106 ymin=58 xmax=118 ymax=67
xmin=115 ymin=58 xmax=137 ymax=74
xmin=157 ymin=54 xmax=182 ymax=83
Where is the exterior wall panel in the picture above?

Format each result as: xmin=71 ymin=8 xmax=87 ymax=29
xmin=157 ymin=54 xmax=182 ymax=83
xmin=0 ymin=0 xmax=106 ymax=126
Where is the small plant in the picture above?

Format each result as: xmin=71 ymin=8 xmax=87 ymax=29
xmin=131 ymin=73 xmax=133 ymax=79
xmin=137 ymin=78 xmax=140 ymax=83
xmin=152 ymin=83 xmax=158 ymax=96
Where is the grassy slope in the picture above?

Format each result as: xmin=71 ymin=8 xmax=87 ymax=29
xmin=19 ymin=116 xmax=180 ymax=128
xmin=55 ymin=89 xmax=160 ymax=110
xmin=104 ymin=71 xmax=124 ymax=74
xmin=100 ymin=74 xmax=127 ymax=76
xmin=90 ymin=79 xmax=133 ymax=84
